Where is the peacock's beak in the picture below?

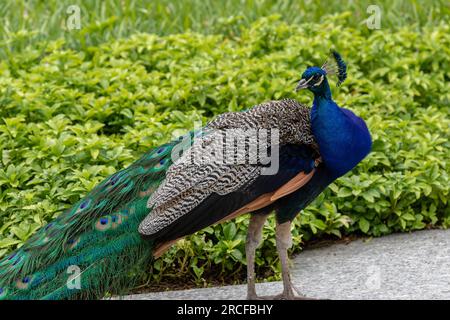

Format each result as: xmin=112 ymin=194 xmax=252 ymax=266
xmin=295 ymin=78 xmax=309 ymax=91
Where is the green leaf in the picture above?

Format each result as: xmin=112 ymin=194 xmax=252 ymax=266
xmin=223 ymin=222 xmax=237 ymax=240
xmin=402 ymin=213 xmax=415 ymax=221
xmin=192 ymin=265 xmax=204 ymax=280
xmin=0 ymin=238 xmax=21 ymax=249
xmin=337 ymin=187 xmax=352 ymax=198
xmin=359 ymin=218 xmax=370 ymax=233
xmin=231 ymin=249 xmax=243 ymax=261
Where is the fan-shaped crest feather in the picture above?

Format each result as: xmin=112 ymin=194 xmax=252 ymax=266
xmin=321 ymin=50 xmax=347 ymax=86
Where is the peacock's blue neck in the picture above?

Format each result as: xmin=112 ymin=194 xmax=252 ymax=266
xmin=313 ymin=85 xmax=332 ymax=101
xmin=310 ymin=83 xmax=372 ymax=179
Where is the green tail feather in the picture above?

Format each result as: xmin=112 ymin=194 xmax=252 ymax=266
xmin=0 ymin=133 xmax=194 ymax=300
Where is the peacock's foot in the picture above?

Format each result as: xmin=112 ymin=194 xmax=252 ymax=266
xmin=255 ymin=292 xmax=316 ymax=300
xmin=247 ymin=291 xmax=317 ymax=300
xmin=247 ymin=286 xmax=317 ymax=300
xmin=246 ymin=294 xmax=265 ymax=300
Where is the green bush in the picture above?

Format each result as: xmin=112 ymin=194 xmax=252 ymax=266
xmin=1 ymin=0 xmax=447 ymax=57
xmin=0 ymin=15 xmax=449 ymax=287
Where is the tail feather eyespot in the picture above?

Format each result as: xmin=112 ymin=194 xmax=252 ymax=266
xmin=0 ymin=287 xmax=9 ymax=299
xmin=147 ymin=146 xmax=170 ymax=160
xmin=74 ymin=198 xmax=92 ymax=214
xmin=95 ymin=216 xmax=112 ymax=232
xmin=16 ymin=275 xmax=33 ymax=290
xmin=111 ymin=214 xmax=123 ymax=229
xmin=66 ymin=236 xmax=81 ymax=250
xmin=153 ymin=158 xmax=169 ymax=170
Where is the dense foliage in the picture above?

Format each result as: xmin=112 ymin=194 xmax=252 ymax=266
xmin=1 ymin=0 xmax=448 ymax=59
xmin=0 ymin=14 xmax=449 ymax=287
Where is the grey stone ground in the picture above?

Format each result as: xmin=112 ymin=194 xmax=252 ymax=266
xmin=119 ymin=229 xmax=450 ymax=300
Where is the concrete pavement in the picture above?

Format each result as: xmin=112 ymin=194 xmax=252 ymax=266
xmin=119 ymin=229 xmax=450 ymax=300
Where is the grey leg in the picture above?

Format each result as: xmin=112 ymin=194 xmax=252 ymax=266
xmin=246 ymin=214 xmax=268 ymax=300
xmin=270 ymin=220 xmax=311 ymax=300
xmin=276 ymin=221 xmax=300 ymax=298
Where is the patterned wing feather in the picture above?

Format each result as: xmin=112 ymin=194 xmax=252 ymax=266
xmin=138 ymin=99 xmax=318 ymax=237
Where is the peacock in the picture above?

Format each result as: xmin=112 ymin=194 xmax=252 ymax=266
xmin=0 ymin=50 xmax=371 ymax=300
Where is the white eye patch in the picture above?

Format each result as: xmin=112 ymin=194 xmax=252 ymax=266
xmin=303 ymin=76 xmax=314 ymax=85
xmin=314 ymin=75 xmax=324 ymax=86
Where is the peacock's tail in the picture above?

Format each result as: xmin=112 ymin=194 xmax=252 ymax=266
xmin=0 ymin=134 xmax=188 ymax=300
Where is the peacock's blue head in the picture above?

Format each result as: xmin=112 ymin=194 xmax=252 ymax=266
xmin=295 ymin=50 xmax=347 ymax=95
xmin=295 ymin=66 xmax=329 ymax=94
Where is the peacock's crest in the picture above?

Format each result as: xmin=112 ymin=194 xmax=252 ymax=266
xmin=321 ymin=50 xmax=347 ymax=86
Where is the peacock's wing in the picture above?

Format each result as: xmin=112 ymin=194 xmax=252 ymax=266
xmin=145 ymin=99 xmax=317 ymax=211
xmin=138 ymin=99 xmax=320 ymax=251
xmin=143 ymin=144 xmax=320 ymax=256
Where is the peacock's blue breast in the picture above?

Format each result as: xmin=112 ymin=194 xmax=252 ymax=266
xmin=312 ymin=101 xmax=372 ymax=178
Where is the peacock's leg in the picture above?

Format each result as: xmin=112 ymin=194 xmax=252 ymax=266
xmin=245 ymin=213 xmax=268 ymax=300
xmin=274 ymin=221 xmax=306 ymax=299
xmin=258 ymin=220 xmax=312 ymax=300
